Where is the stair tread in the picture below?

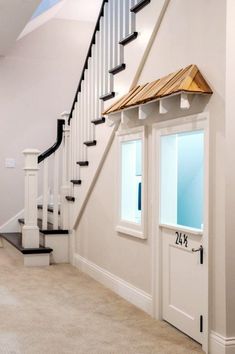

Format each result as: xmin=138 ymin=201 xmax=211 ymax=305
xmin=65 ymin=196 xmax=75 ymax=202
xmin=18 ymin=219 xmax=69 ymax=235
xmin=119 ymin=32 xmax=138 ymax=46
xmin=37 ymin=205 xmax=60 ymax=215
xmin=77 ymin=161 xmax=89 ymax=166
xmin=100 ymin=92 xmax=115 ymax=101
xmin=91 ymin=117 xmax=105 ymax=125
xmin=84 ymin=140 xmax=97 ymax=147
xmin=109 ymin=63 xmax=126 ymax=75
xmin=0 ymin=232 xmax=52 ymax=254
xmin=130 ymin=0 xmax=151 ymax=13
xmin=70 ymin=179 xmax=82 ymax=185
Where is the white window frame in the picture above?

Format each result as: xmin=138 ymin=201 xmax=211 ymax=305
xmin=116 ymin=126 xmax=147 ymax=239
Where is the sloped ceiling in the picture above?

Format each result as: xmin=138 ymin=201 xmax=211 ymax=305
xmin=0 ymin=0 xmax=41 ymax=55
xmin=19 ymin=0 xmax=102 ymax=40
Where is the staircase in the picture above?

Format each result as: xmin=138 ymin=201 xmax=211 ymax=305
xmin=0 ymin=0 xmax=163 ymax=266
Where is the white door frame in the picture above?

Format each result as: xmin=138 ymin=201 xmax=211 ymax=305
xmin=151 ymin=112 xmax=210 ymax=353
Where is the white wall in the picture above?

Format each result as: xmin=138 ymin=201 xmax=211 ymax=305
xmin=225 ymin=0 xmax=235 ymax=338
xmin=0 ymin=18 xmax=94 ymax=226
xmin=74 ymin=0 xmax=228 ymax=341
xmin=138 ymin=0 xmax=227 ymax=338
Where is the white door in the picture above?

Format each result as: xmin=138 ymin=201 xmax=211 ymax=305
xmin=156 ymin=117 xmax=208 ymax=345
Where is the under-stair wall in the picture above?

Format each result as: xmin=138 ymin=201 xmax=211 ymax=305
xmin=73 ymin=0 xmax=226 ymax=330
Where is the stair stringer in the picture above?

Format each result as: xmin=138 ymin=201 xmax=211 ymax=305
xmin=70 ymin=0 xmax=170 ymax=234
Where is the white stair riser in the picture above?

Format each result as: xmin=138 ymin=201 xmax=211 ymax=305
xmin=43 ymin=234 xmax=69 ymax=264
xmin=1 ymin=238 xmax=50 ymax=267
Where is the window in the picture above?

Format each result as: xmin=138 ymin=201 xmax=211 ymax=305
xmin=160 ymin=130 xmax=204 ymax=231
xmin=32 ymin=0 xmax=62 ymax=19
xmin=116 ymin=127 xmax=146 ymax=239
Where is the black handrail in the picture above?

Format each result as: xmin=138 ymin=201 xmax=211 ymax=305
xmin=68 ymin=0 xmax=108 ymax=125
xmin=38 ymin=119 xmax=65 ymax=164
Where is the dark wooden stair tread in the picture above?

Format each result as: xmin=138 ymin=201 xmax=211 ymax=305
xmin=0 ymin=233 xmax=52 ymax=254
xmin=84 ymin=140 xmax=97 ymax=147
xmin=18 ymin=219 xmax=68 ymax=235
xmin=100 ymin=92 xmax=115 ymax=101
xmin=77 ymin=161 xmax=89 ymax=167
xmin=130 ymin=0 xmax=151 ymax=13
xmin=109 ymin=63 xmax=126 ymax=75
xmin=91 ymin=117 xmax=105 ymax=125
xmin=37 ymin=205 xmax=60 ymax=215
xmin=71 ymin=179 xmax=82 ymax=185
xmin=65 ymin=196 xmax=75 ymax=202
xmin=119 ymin=32 xmax=138 ymax=46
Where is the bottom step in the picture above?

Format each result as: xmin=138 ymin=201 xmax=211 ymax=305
xmin=0 ymin=233 xmax=52 ymax=266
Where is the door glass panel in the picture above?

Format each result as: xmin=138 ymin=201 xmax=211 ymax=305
xmin=160 ymin=130 xmax=204 ymax=230
xmin=121 ymin=139 xmax=142 ymax=224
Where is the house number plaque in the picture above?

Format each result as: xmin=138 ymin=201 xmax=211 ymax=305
xmin=175 ymin=231 xmax=188 ymax=248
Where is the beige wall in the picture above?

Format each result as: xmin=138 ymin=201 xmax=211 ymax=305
xmin=225 ymin=0 xmax=235 ymax=338
xmin=0 ymin=18 xmax=94 ymax=226
xmin=75 ymin=0 xmax=227 ymax=338
xmin=138 ymin=0 xmax=227 ymax=338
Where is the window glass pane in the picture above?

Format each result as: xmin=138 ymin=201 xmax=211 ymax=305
xmin=121 ymin=139 xmax=142 ymax=224
xmin=160 ymin=130 xmax=204 ymax=230
xmin=32 ymin=0 xmax=61 ymax=19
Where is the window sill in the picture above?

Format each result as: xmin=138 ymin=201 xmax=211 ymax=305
xmin=159 ymin=223 xmax=203 ymax=236
xmin=116 ymin=225 xmax=145 ymax=239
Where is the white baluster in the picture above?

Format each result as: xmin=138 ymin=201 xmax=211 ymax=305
xmin=53 ymin=151 xmax=59 ymax=230
xmin=91 ymin=45 xmax=96 ymax=141
xmin=104 ymin=3 xmax=109 ymax=94
xmin=118 ymin=0 xmax=124 ymax=63
xmin=99 ymin=18 xmax=104 ymax=113
xmin=112 ymin=0 xmax=118 ymax=69
xmin=42 ymin=159 xmax=49 ymax=230
xmin=95 ymin=31 xmax=100 ymax=119
xmin=108 ymin=0 xmax=113 ymax=71
xmin=76 ymin=94 xmax=81 ymax=179
xmin=73 ymin=103 xmax=78 ymax=178
xmin=84 ymin=70 xmax=88 ymax=159
xmin=129 ymin=0 xmax=136 ymax=33
xmin=123 ymin=0 xmax=130 ymax=39
xmin=22 ymin=149 xmax=40 ymax=248
xmin=86 ymin=58 xmax=91 ymax=141
xmin=70 ymin=113 xmax=74 ymax=180
xmin=61 ymin=112 xmax=70 ymax=230
xmin=80 ymin=80 xmax=85 ymax=161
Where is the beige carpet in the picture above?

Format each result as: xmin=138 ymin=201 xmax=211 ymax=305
xmin=0 ymin=248 xmax=204 ymax=354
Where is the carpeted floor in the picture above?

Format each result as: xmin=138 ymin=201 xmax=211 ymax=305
xmin=0 ymin=247 xmax=204 ymax=354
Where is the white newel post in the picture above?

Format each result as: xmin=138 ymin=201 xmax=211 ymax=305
xmin=60 ymin=112 xmax=70 ymax=230
xmin=22 ymin=149 xmax=40 ymax=248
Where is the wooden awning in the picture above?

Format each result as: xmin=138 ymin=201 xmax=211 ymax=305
xmin=103 ymin=64 xmax=213 ymax=115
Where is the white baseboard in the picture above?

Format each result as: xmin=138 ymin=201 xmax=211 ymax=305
xmin=73 ymin=253 xmax=152 ymax=315
xmin=210 ymin=331 xmax=235 ymax=354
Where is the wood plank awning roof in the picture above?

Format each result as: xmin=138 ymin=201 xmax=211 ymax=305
xmin=103 ymin=64 xmax=213 ymax=115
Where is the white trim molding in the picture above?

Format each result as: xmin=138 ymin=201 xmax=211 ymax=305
xmin=210 ymin=331 xmax=235 ymax=354
xmin=116 ymin=126 xmax=148 ymax=239
xmin=73 ymin=254 xmax=152 ymax=315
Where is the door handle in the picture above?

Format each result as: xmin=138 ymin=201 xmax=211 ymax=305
xmin=192 ymin=245 xmax=203 ymax=264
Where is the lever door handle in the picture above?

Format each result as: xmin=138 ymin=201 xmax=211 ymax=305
xmin=192 ymin=245 xmax=203 ymax=264
xmin=192 ymin=245 xmax=203 ymax=253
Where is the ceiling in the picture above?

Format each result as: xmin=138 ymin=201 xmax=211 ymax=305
xmin=0 ymin=0 xmax=102 ymax=55
xmin=56 ymin=0 xmax=102 ymax=22
xmin=0 ymin=0 xmax=41 ymax=55
xmin=19 ymin=0 xmax=102 ymax=40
